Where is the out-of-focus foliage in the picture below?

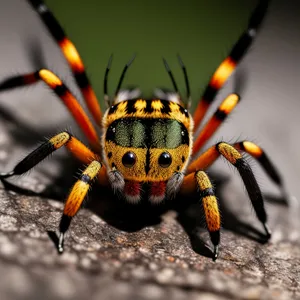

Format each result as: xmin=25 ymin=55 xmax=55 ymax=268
xmin=47 ymin=0 xmax=254 ymax=108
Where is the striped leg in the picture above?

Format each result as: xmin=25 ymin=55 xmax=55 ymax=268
xmin=192 ymin=93 xmax=240 ymax=155
xmin=0 ymin=69 xmax=100 ymax=151
xmin=58 ymin=160 xmax=102 ymax=253
xmin=193 ymin=0 xmax=269 ymax=130
xmin=27 ymin=0 xmax=102 ymax=125
xmin=188 ymin=142 xmax=271 ymax=238
xmin=180 ymin=171 xmax=220 ymax=260
xmin=233 ymin=141 xmax=283 ymax=188
xmin=0 ymin=131 xmax=101 ymax=178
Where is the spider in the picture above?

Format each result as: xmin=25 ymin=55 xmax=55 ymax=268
xmin=0 ymin=0 xmax=283 ymax=260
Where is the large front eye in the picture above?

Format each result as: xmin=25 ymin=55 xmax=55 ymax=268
xmin=158 ymin=152 xmax=172 ymax=168
xmin=122 ymin=151 xmax=136 ymax=168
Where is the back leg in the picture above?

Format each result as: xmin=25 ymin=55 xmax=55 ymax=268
xmin=192 ymin=93 xmax=240 ymax=156
xmin=27 ymin=0 xmax=102 ymax=125
xmin=188 ymin=142 xmax=271 ymax=238
xmin=233 ymin=141 xmax=284 ymax=191
xmin=193 ymin=0 xmax=270 ymax=130
xmin=0 ymin=69 xmax=100 ymax=152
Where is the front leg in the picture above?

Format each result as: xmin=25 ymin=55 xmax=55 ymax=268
xmin=59 ymin=160 xmax=102 ymax=253
xmin=180 ymin=171 xmax=220 ymax=261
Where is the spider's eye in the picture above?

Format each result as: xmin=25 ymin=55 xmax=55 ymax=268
xmin=158 ymin=152 xmax=172 ymax=168
xmin=122 ymin=151 xmax=136 ymax=168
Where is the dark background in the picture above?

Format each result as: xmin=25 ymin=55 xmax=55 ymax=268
xmin=0 ymin=0 xmax=299 ymax=299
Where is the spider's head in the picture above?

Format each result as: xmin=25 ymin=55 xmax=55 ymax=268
xmin=102 ymin=98 xmax=193 ymax=202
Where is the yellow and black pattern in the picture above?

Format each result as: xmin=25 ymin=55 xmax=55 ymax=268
xmin=63 ymin=161 xmax=101 ymax=218
xmin=0 ymin=0 xmax=279 ymax=260
xmin=179 ymin=171 xmax=220 ymax=260
xmin=0 ymin=132 xmax=101 ymax=179
xmin=188 ymin=142 xmax=271 ymax=238
xmin=105 ymin=141 xmax=189 ymax=182
xmin=103 ymin=99 xmax=192 ymax=131
xmin=102 ymin=99 xmax=192 ymax=183
xmin=195 ymin=171 xmax=220 ymax=260
xmin=59 ymin=160 xmax=102 ymax=253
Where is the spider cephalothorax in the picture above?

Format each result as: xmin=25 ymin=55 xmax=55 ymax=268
xmin=102 ymin=97 xmax=193 ymax=203
xmin=0 ymin=0 xmax=283 ymax=260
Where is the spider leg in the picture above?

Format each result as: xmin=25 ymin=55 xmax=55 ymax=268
xmin=193 ymin=0 xmax=269 ymax=130
xmin=58 ymin=160 xmax=102 ymax=253
xmin=192 ymin=93 xmax=240 ymax=155
xmin=187 ymin=142 xmax=271 ymax=238
xmin=27 ymin=0 xmax=102 ymax=126
xmin=233 ymin=141 xmax=283 ymax=189
xmin=0 ymin=69 xmax=100 ymax=151
xmin=0 ymin=131 xmax=108 ymax=251
xmin=0 ymin=131 xmax=104 ymax=179
xmin=180 ymin=171 xmax=220 ymax=261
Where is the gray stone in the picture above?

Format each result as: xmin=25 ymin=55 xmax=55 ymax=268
xmin=0 ymin=0 xmax=299 ymax=299
xmin=0 ymin=175 xmax=299 ymax=300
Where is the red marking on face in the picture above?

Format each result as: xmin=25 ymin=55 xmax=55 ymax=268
xmin=124 ymin=181 xmax=141 ymax=199
xmin=150 ymin=181 xmax=166 ymax=199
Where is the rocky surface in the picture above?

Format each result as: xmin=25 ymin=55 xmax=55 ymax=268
xmin=0 ymin=0 xmax=299 ymax=299
xmin=0 ymin=172 xmax=299 ymax=300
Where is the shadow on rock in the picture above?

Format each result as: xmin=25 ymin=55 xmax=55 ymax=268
xmin=0 ymin=103 xmax=280 ymax=258
xmin=0 ymin=163 xmax=274 ymax=260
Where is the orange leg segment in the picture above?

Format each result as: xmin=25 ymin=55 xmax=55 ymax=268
xmin=0 ymin=69 xmax=100 ymax=152
xmin=193 ymin=0 xmax=269 ymax=131
xmin=0 ymin=131 xmax=107 ymax=183
xmin=28 ymin=0 xmax=102 ymax=126
xmin=0 ymin=131 xmax=109 ymax=253
xmin=193 ymin=93 xmax=240 ymax=155
xmin=233 ymin=141 xmax=283 ymax=187
xmin=58 ymin=160 xmax=102 ymax=253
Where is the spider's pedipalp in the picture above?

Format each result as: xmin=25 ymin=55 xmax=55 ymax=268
xmin=107 ymin=169 xmax=125 ymax=193
xmin=166 ymin=172 xmax=184 ymax=199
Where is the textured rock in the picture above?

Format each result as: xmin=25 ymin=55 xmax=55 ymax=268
xmin=0 ymin=177 xmax=299 ymax=300
xmin=0 ymin=0 xmax=299 ymax=299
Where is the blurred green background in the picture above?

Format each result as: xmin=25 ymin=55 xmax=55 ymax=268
xmin=46 ymin=0 xmax=256 ymax=110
